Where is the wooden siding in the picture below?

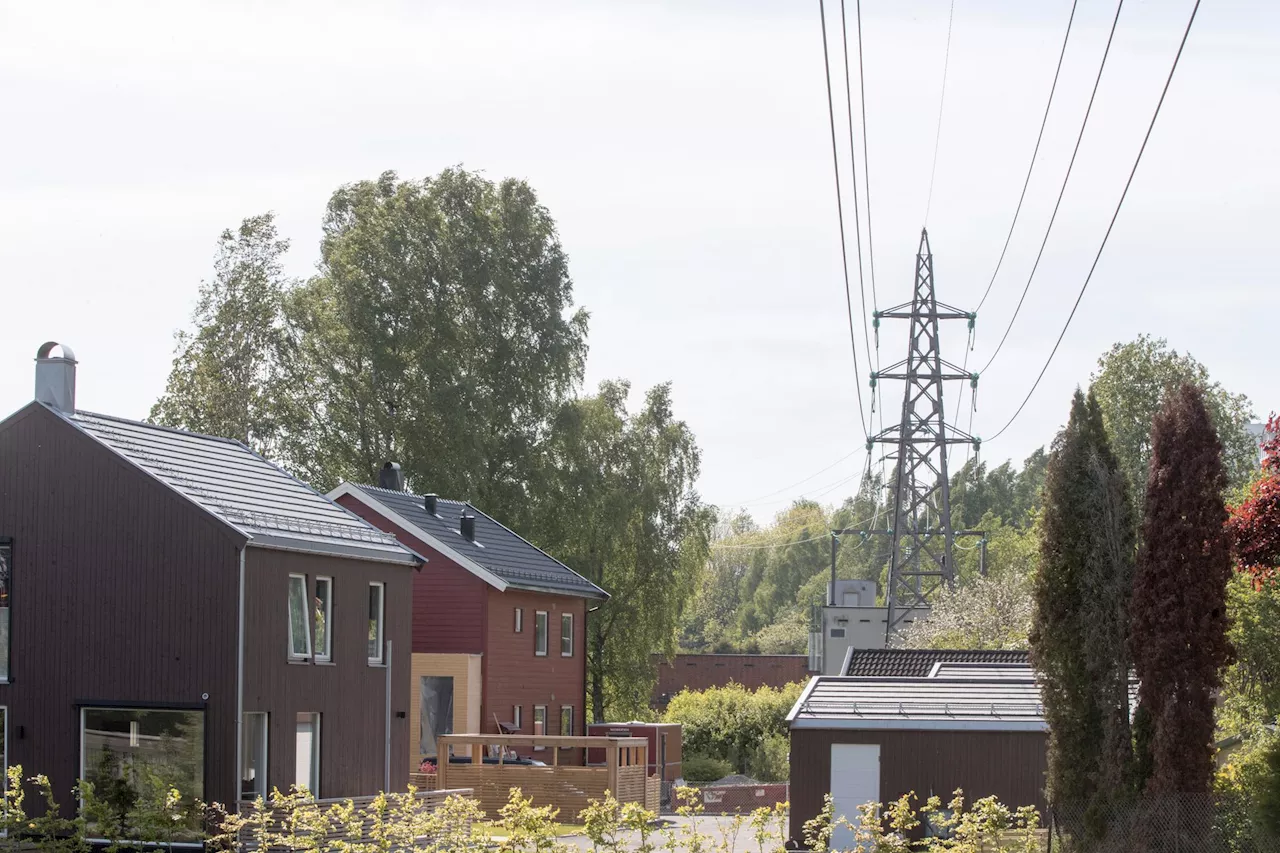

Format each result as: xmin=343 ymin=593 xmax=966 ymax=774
xmin=0 ymin=403 xmax=242 ymax=809
xmin=651 ymin=654 xmax=811 ymax=706
xmin=788 ymin=727 xmax=1048 ymax=843
xmin=336 ymin=494 xmax=487 ymax=654
xmin=409 ymin=653 xmax=481 ymax=765
xmin=242 ymin=548 xmax=413 ymax=799
xmin=482 ymin=588 xmax=586 ymax=763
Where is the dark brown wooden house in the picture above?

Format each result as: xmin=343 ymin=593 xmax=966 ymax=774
xmin=328 ymin=478 xmax=607 ymax=771
xmin=787 ymin=650 xmax=1046 ymax=846
xmin=0 ymin=343 xmax=421 ymax=821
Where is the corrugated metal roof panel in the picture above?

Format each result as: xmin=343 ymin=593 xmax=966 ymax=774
xmin=348 ymin=484 xmax=607 ymax=599
xmin=791 ymin=676 xmax=1045 ymax=729
xmin=69 ymin=411 xmax=416 ymax=565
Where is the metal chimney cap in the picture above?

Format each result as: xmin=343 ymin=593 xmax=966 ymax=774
xmin=36 ymin=341 xmax=76 ymax=362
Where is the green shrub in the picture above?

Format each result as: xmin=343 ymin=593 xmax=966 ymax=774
xmin=746 ymin=734 xmax=790 ymax=783
xmin=682 ymin=755 xmax=734 ymax=784
xmin=663 ymin=681 xmax=804 ymax=776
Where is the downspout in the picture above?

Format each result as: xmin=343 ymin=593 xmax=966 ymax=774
xmin=384 ymin=640 xmax=393 ymax=792
xmin=235 ymin=546 xmax=246 ymax=807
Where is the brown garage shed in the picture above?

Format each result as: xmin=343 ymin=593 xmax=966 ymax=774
xmin=786 ymin=658 xmax=1047 ymax=846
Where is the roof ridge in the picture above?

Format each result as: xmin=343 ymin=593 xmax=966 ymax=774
xmin=74 ymin=410 xmax=244 ymax=446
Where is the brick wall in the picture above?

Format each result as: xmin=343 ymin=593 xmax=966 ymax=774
xmin=651 ymin=654 xmax=811 ymax=707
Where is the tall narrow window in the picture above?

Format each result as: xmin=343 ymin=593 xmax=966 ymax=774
xmin=288 ymin=574 xmax=310 ymax=659
xmin=242 ymin=712 xmax=268 ymax=801
xmin=512 ymin=705 xmax=522 ymax=731
xmin=514 ymin=608 xmax=523 ymax=633
xmin=420 ymin=676 xmax=454 ymax=759
xmin=533 ymin=705 xmax=547 ymax=751
xmin=561 ymin=613 xmax=573 ymax=657
xmin=368 ymin=582 xmax=385 ymax=664
xmin=560 ymin=705 xmax=573 ymax=737
xmin=534 ymin=611 xmax=548 ymax=656
xmin=314 ymin=577 xmax=333 ymax=662
xmin=295 ymin=712 xmax=320 ymax=795
xmin=0 ymin=541 xmax=10 ymax=682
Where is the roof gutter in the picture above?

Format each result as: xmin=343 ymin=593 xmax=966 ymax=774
xmin=786 ymin=676 xmax=823 ymax=725
xmin=245 ymin=535 xmax=421 ymax=567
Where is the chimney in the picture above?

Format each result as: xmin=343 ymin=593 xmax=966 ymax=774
xmin=34 ymin=342 xmax=77 ymax=414
xmin=377 ymin=461 xmax=404 ymax=491
xmin=423 ymin=494 xmax=439 ymax=516
xmin=460 ymin=513 xmax=476 ymax=542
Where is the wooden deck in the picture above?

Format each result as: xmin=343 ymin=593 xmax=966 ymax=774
xmin=434 ymin=734 xmax=660 ymax=818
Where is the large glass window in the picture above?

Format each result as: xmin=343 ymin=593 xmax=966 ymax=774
xmin=534 ymin=611 xmax=548 ymax=656
xmin=295 ymin=713 xmax=320 ymax=796
xmin=288 ymin=574 xmax=311 ymax=659
xmin=0 ymin=541 xmax=11 ymax=682
xmin=314 ymin=577 xmax=333 ymax=662
xmin=368 ymin=583 xmax=385 ymax=664
xmin=81 ymin=707 xmax=205 ymax=839
xmin=241 ymin=712 xmax=268 ymax=801
xmin=561 ymin=613 xmax=573 ymax=657
xmin=419 ymin=676 xmax=454 ymax=759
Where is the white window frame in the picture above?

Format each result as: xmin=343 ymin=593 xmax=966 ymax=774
xmin=560 ymin=705 xmax=573 ymax=738
xmin=512 ymin=705 xmax=522 ymax=731
xmin=288 ymin=574 xmax=311 ymax=660
xmin=242 ymin=712 xmax=269 ymax=801
xmin=314 ymin=577 xmax=333 ymax=662
xmin=368 ymin=582 xmax=385 ymax=665
xmin=534 ymin=611 xmax=548 ymax=657
xmin=514 ymin=608 xmax=523 ymax=633
xmin=532 ymin=705 xmax=547 ymax=751
xmin=296 ymin=712 xmax=321 ymax=796
xmin=561 ymin=613 xmax=573 ymax=657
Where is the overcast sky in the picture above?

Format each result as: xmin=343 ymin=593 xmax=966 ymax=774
xmin=1 ymin=0 xmax=1274 ymax=523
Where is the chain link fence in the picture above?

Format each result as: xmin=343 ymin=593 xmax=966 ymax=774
xmin=1049 ymin=794 xmax=1280 ymax=853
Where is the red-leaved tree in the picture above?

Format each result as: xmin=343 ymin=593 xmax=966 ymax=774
xmin=1130 ymin=383 xmax=1234 ymax=796
xmin=1227 ymin=413 xmax=1280 ymax=582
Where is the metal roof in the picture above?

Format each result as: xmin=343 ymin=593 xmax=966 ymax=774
xmin=68 ymin=410 xmax=418 ymax=565
xmin=846 ymin=648 xmax=1031 ymax=678
xmin=930 ymin=662 xmax=1036 ymax=680
xmin=788 ymin=675 xmax=1046 ymax=732
xmin=338 ymin=484 xmax=607 ymax=599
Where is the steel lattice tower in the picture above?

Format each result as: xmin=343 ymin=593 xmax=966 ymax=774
xmin=865 ymin=229 xmax=980 ymax=634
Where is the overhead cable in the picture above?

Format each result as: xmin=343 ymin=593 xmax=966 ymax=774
xmin=988 ymin=0 xmax=1203 ymax=442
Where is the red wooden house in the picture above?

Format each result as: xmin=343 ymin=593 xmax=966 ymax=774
xmin=329 ymin=476 xmax=608 ymax=769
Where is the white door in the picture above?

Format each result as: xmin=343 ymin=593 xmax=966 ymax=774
xmin=830 ymin=744 xmax=880 ymax=850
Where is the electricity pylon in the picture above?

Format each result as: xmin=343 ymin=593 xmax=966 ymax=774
xmin=836 ymin=229 xmax=983 ymax=638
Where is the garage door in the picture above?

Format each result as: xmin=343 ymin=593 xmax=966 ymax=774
xmin=830 ymin=743 xmax=880 ymax=850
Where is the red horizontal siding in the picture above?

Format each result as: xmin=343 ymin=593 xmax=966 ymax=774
xmin=336 ymin=495 xmax=486 ymax=654
xmin=652 ymin=654 xmax=811 ymax=705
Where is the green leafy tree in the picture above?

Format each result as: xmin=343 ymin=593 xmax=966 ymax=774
xmin=151 ymin=213 xmax=290 ymax=454
xmin=1131 ymin=383 xmax=1234 ymax=796
xmin=898 ymin=558 xmax=1035 ymax=650
xmin=534 ymin=381 xmax=713 ymax=722
xmin=1091 ymin=335 xmax=1256 ymax=503
xmin=662 ymin=682 xmax=803 ymax=777
xmin=276 ymin=169 xmax=589 ymax=530
xmin=1030 ymin=389 xmax=1136 ymax=830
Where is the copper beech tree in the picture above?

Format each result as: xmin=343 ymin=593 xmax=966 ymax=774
xmin=1228 ymin=413 xmax=1280 ymax=583
xmin=1130 ymin=383 xmax=1234 ymax=796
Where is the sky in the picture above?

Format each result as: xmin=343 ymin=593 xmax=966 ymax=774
xmin=1 ymin=0 xmax=1276 ymax=524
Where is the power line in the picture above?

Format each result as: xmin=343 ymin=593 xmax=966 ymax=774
xmin=978 ymin=0 xmax=1125 ymax=376
xmin=988 ymin=0 xmax=1202 ymax=442
xmin=712 ymin=511 xmax=880 ymax=551
xmin=975 ymin=0 xmax=1081 ymax=314
xmin=718 ymin=449 xmax=861 ymax=507
xmin=839 ymin=0 xmax=874 ymax=376
xmin=819 ymin=0 xmax=869 ymax=438
xmin=855 ymin=0 xmax=880 ymax=323
xmin=923 ymin=0 xmax=957 ymax=225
